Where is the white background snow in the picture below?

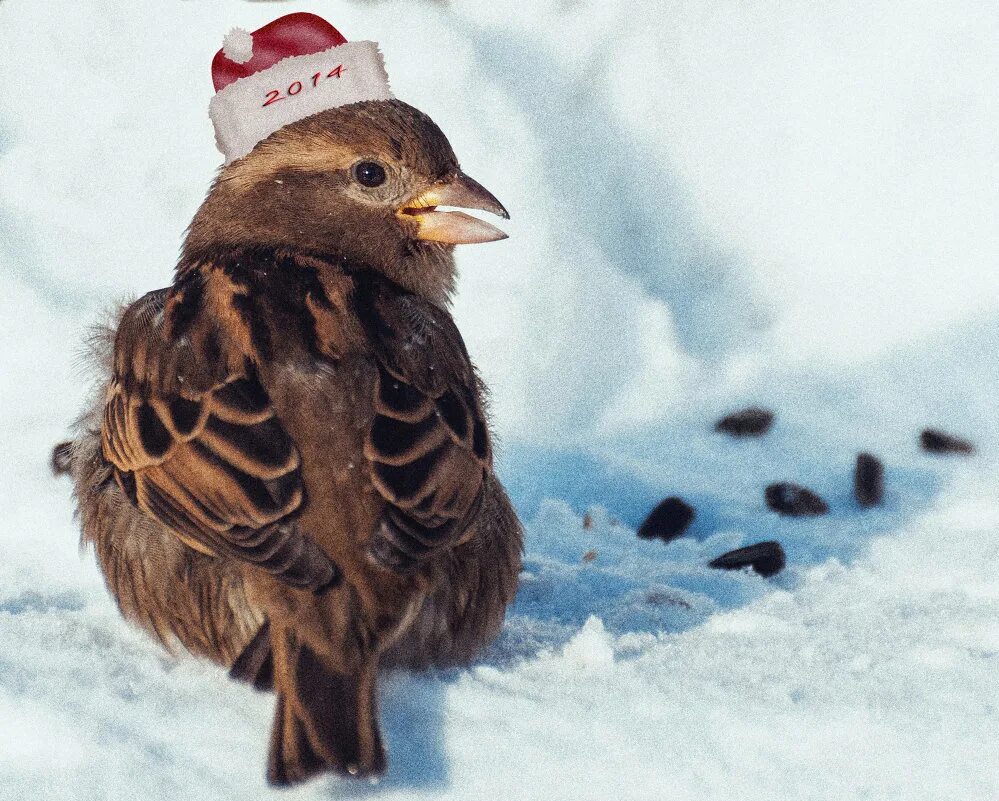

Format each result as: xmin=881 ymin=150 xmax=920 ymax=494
xmin=1 ymin=1 xmax=998 ymax=799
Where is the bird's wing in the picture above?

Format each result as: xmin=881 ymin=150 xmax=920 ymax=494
xmin=101 ymin=287 xmax=336 ymax=591
xmin=355 ymin=279 xmax=491 ymax=571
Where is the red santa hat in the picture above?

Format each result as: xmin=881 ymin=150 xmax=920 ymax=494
xmin=208 ymin=13 xmax=393 ymax=164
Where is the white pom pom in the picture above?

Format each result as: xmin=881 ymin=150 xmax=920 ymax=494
xmin=222 ymin=28 xmax=254 ymax=64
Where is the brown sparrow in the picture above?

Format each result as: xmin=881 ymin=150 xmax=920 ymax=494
xmin=55 ymin=99 xmax=522 ymax=785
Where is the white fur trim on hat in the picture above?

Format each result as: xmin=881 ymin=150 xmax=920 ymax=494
xmin=209 ymin=41 xmax=393 ymax=164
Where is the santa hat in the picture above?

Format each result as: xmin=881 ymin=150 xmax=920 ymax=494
xmin=208 ymin=13 xmax=393 ymax=164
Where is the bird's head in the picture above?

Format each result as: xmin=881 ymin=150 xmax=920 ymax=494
xmin=185 ymin=99 xmax=508 ymax=302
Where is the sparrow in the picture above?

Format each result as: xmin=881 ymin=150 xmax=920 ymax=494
xmin=54 ymin=98 xmax=523 ymax=785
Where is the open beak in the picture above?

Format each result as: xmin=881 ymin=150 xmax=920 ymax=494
xmin=398 ymin=172 xmax=509 ymax=245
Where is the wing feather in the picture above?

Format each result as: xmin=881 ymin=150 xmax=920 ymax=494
xmin=355 ymin=277 xmax=492 ymax=572
xmin=101 ymin=285 xmax=335 ymax=591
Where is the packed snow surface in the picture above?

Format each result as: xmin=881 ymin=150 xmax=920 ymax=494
xmin=1 ymin=1 xmax=998 ymax=799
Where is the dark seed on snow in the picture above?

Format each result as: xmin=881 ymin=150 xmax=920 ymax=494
xmin=637 ymin=497 xmax=696 ymax=542
xmin=709 ymin=541 xmax=786 ymax=578
xmin=854 ymin=452 xmax=884 ymax=508
xmin=715 ymin=407 xmax=774 ymax=437
xmin=920 ymin=429 xmax=974 ymax=455
xmin=765 ymin=482 xmax=829 ymax=516
xmin=645 ymin=590 xmax=693 ymax=609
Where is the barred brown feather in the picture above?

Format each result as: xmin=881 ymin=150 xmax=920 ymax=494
xmin=353 ymin=276 xmax=491 ymax=572
xmin=100 ymin=279 xmax=335 ymax=592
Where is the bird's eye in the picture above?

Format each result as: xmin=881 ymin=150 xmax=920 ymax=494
xmin=353 ymin=161 xmax=387 ymax=188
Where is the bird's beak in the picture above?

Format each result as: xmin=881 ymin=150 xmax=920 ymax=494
xmin=398 ymin=173 xmax=509 ymax=245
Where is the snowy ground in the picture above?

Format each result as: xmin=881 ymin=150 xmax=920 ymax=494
xmin=2 ymin=1 xmax=999 ymax=799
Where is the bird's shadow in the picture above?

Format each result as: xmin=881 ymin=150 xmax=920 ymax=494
xmin=490 ymin=449 xmax=943 ymax=661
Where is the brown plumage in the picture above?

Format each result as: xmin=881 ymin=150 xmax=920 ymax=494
xmin=56 ymin=99 xmax=522 ymax=785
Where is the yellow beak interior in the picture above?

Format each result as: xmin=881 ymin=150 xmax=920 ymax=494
xmin=398 ymin=173 xmax=509 ymax=245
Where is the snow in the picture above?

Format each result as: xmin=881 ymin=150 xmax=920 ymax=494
xmin=2 ymin=1 xmax=998 ymax=799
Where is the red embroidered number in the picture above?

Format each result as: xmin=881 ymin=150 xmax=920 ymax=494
xmin=261 ymin=65 xmax=347 ymax=108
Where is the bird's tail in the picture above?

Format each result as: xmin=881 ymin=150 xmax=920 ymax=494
xmin=267 ymin=625 xmax=386 ymax=786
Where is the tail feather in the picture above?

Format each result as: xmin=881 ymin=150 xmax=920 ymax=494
xmin=268 ymin=628 xmax=385 ymax=786
xmin=230 ymin=620 xmax=274 ymax=691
